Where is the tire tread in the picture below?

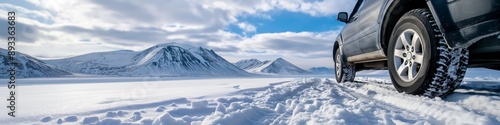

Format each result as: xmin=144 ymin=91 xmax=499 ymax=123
xmin=406 ymin=9 xmax=469 ymax=98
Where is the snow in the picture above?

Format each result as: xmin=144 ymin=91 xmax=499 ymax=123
xmin=1 ymin=68 xmax=500 ymax=124
xmin=0 ymin=48 xmax=71 ymax=78
xmin=155 ymin=106 xmax=166 ymax=112
xmin=191 ymin=100 xmax=209 ymax=109
xmin=45 ymin=50 xmax=138 ymax=68
xmin=153 ymin=113 xmax=187 ymax=125
xmin=215 ymin=103 xmax=227 ymax=113
xmin=56 ymin=118 xmax=63 ymax=124
xmin=156 ymin=42 xmax=198 ymax=50
xmin=308 ymin=67 xmax=334 ymax=74
xmin=99 ymin=118 xmax=122 ymax=125
xmin=40 ymin=115 xmax=52 ymax=122
xmin=82 ymin=116 xmax=100 ymax=124
xmin=136 ymin=46 xmax=164 ymax=66
xmin=63 ymin=115 xmax=78 ymax=122
xmin=106 ymin=111 xmax=118 ymax=117
xmin=44 ymin=43 xmax=248 ymax=77
xmin=235 ymin=58 xmax=311 ymax=75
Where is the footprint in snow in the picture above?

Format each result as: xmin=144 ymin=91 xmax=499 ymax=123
xmin=40 ymin=115 xmax=52 ymax=122
xmin=233 ymin=85 xmax=240 ymax=89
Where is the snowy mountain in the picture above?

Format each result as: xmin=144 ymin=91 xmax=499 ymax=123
xmin=45 ymin=43 xmax=249 ymax=76
xmin=0 ymin=48 xmax=71 ymax=78
xmin=125 ymin=43 xmax=248 ymax=76
xmin=308 ymin=67 xmax=334 ymax=74
xmin=233 ymin=59 xmax=268 ymax=70
xmin=234 ymin=58 xmax=310 ymax=75
xmin=44 ymin=50 xmax=138 ymax=75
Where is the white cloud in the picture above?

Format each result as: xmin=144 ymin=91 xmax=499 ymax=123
xmin=271 ymin=0 xmax=355 ymax=16
xmin=253 ymin=31 xmax=337 ymax=56
xmin=213 ymin=29 xmax=341 ymax=68
xmin=237 ymin=22 xmax=257 ymax=33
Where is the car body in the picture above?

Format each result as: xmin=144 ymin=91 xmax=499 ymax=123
xmin=333 ymin=0 xmax=500 ymax=98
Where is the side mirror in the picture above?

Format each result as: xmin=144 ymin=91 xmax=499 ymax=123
xmin=337 ymin=12 xmax=348 ymax=23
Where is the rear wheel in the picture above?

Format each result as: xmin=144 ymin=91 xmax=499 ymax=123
xmin=387 ymin=9 xmax=469 ymax=98
xmin=335 ymin=48 xmax=356 ymax=83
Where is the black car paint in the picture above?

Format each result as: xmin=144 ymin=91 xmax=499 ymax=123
xmin=335 ymin=0 xmax=500 ymax=69
xmin=337 ymin=0 xmax=389 ymax=57
xmin=356 ymin=0 xmax=384 ymax=53
xmin=427 ymin=0 xmax=500 ymax=48
xmin=339 ymin=0 xmax=365 ymax=57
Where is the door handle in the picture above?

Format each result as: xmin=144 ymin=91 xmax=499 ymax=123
xmin=351 ymin=15 xmax=358 ymax=21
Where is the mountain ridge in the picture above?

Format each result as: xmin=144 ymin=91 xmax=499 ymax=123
xmin=308 ymin=67 xmax=334 ymax=74
xmin=234 ymin=58 xmax=310 ymax=75
xmin=46 ymin=43 xmax=249 ymax=77
xmin=0 ymin=48 xmax=71 ymax=78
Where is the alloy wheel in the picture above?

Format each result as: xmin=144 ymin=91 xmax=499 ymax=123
xmin=393 ymin=29 xmax=425 ymax=85
xmin=335 ymin=52 xmax=342 ymax=77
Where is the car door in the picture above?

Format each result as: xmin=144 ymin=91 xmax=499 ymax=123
xmin=341 ymin=0 xmax=364 ymax=57
xmin=356 ymin=0 xmax=385 ymax=53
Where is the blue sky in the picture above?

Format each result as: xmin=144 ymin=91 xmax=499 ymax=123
xmin=229 ymin=11 xmax=343 ymax=36
xmin=0 ymin=0 xmax=356 ymax=69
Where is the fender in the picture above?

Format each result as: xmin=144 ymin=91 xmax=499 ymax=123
xmin=333 ymin=35 xmax=343 ymax=61
xmin=426 ymin=0 xmax=500 ymax=48
xmin=377 ymin=0 xmax=398 ymax=55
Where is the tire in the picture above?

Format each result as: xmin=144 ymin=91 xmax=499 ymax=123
xmin=387 ymin=9 xmax=469 ymax=98
xmin=442 ymin=49 xmax=469 ymax=97
xmin=335 ymin=48 xmax=356 ymax=83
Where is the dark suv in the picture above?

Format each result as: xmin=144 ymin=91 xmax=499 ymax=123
xmin=333 ymin=0 xmax=500 ymax=98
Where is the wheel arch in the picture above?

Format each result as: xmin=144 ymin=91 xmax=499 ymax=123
xmin=379 ymin=0 xmax=429 ymax=55
xmin=333 ymin=35 xmax=342 ymax=62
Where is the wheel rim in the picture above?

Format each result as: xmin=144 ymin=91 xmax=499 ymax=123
xmin=393 ymin=29 xmax=425 ymax=84
xmin=335 ymin=52 xmax=342 ymax=77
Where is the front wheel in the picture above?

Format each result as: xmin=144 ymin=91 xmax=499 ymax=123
xmin=387 ymin=9 xmax=469 ymax=98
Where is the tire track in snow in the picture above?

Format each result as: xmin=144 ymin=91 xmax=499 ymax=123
xmin=35 ymin=77 xmax=498 ymax=125
xmin=349 ymin=78 xmax=500 ymax=124
xmin=355 ymin=77 xmax=500 ymax=122
xmin=252 ymin=78 xmax=323 ymax=125
xmin=188 ymin=78 xmax=320 ymax=125
xmin=249 ymin=78 xmax=430 ymax=125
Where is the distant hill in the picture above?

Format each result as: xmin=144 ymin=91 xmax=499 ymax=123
xmin=308 ymin=67 xmax=334 ymax=74
xmin=45 ymin=43 xmax=249 ymax=77
xmin=0 ymin=48 xmax=71 ymax=78
xmin=234 ymin=58 xmax=310 ymax=75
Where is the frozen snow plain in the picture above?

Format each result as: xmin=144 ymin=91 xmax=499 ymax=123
xmin=1 ymin=68 xmax=500 ymax=125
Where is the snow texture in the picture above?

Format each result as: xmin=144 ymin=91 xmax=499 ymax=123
xmin=56 ymin=118 xmax=63 ymax=124
xmin=63 ymin=115 xmax=78 ymax=122
xmin=234 ymin=58 xmax=311 ymax=75
xmin=82 ymin=116 xmax=100 ymax=124
xmin=39 ymin=115 xmax=52 ymax=122
xmin=98 ymin=118 xmax=121 ymax=125
xmin=106 ymin=111 xmax=117 ymax=117
xmin=1 ymin=69 xmax=500 ymax=125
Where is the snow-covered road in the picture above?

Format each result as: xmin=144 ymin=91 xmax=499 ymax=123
xmin=207 ymin=77 xmax=500 ymax=125
xmin=1 ymin=69 xmax=499 ymax=125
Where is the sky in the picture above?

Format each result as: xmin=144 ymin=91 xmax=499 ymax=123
xmin=0 ymin=0 xmax=356 ymax=69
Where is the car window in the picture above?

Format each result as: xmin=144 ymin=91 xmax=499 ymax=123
xmin=349 ymin=0 xmax=365 ymax=22
xmin=358 ymin=0 xmax=366 ymax=11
